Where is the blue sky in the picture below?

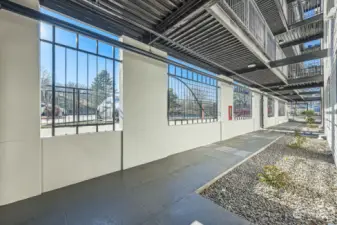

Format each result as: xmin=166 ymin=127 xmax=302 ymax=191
xmin=40 ymin=8 xmax=120 ymax=90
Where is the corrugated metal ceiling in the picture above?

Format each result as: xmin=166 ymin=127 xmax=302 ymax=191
xmin=154 ymin=10 xmax=263 ymax=72
xmin=254 ymin=0 xmax=287 ymax=34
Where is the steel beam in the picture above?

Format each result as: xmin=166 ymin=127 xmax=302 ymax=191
xmin=144 ymin=0 xmax=214 ymax=44
xmin=263 ymin=82 xmax=324 ymax=92
xmin=270 ymin=49 xmax=327 ymax=67
xmin=288 ymin=74 xmax=323 ymax=84
xmin=289 ymin=14 xmax=323 ymax=30
xmin=233 ymin=65 xmax=268 ymax=75
xmin=279 ymin=32 xmax=323 ymax=48
xmin=291 ymin=97 xmax=321 ymax=102
xmin=260 ymin=75 xmax=323 ymax=88
xmin=277 ymin=90 xmax=320 ymax=96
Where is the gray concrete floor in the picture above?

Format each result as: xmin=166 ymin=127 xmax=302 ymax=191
xmin=267 ymin=121 xmax=308 ymax=131
xmin=0 ymin=130 xmax=283 ymax=225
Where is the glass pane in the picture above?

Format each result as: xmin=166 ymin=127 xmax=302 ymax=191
xmin=40 ymin=42 xmax=53 ymax=134
xmin=176 ymin=67 xmax=182 ymax=76
xmin=79 ymin=35 xmax=96 ymax=53
xmin=40 ymin=22 xmax=53 ymax=41
xmin=98 ymin=41 xmax=113 ymax=58
xmin=169 ymin=64 xmax=175 ymax=74
xmin=66 ymin=49 xmax=77 ymax=87
xmin=114 ymin=47 xmax=121 ymax=60
xmin=78 ymin=52 xmax=88 ymax=89
xmin=55 ymin=27 xmax=77 ymax=48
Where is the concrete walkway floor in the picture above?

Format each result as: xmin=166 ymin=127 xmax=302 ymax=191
xmin=0 ymin=130 xmax=283 ymax=225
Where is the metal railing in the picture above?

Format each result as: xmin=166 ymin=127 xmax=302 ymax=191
xmin=221 ymin=0 xmax=288 ymax=77
xmin=288 ymin=64 xmax=323 ymax=79
xmin=41 ymin=85 xmax=119 ymax=135
xmin=288 ymin=0 xmax=323 ymax=26
xmin=168 ymin=64 xmax=218 ymax=125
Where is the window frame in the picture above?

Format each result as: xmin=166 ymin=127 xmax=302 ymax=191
xmin=278 ymin=101 xmax=286 ymax=117
xmin=40 ymin=22 xmax=122 ymax=137
xmin=167 ymin=64 xmax=218 ymax=125
xmin=268 ymin=97 xmax=275 ymax=117
xmin=233 ymin=85 xmax=252 ymax=120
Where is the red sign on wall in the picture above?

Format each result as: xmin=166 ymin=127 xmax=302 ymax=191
xmin=228 ymin=105 xmax=233 ymax=120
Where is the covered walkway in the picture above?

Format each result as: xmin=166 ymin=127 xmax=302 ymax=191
xmin=0 ymin=130 xmax=282 ymax=225
xmin=0 ymin=0 xmax=334 ymax=224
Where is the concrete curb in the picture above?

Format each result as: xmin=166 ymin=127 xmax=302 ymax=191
xmin=195 ymin=135 xmax=284 ymax=194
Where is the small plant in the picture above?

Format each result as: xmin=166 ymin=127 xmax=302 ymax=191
xmin=308 ymin=124 xmax=318 ymax=129
xmin=303 ymin=110 xmax=315 ymax=117
xmin=306 ymin=117 xmax=315 ymax=125
xmin=258 ymin=165 xmax=289 ymax=189
xmin=288 ymin=130 xmax=306 ymax=148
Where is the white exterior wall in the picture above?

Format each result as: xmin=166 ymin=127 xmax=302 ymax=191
xmin=42 ymin=132 xmax=122 ymax=192
xmin=220 ymin=80 xmax=261 ymax=140
xmin=263 ymin=96 xmax=289 ymax=128
xmin=0 ymin=5 xmax=122 ymax=205
xmin=122 ymin=36 xmax=221 ymax=169
xmin=0 ymin=4 xmax=41 ymax=206
xmin=0 ymin=8 xmax=290 ymax=205
xmin=324 ymin=4 xmax=337 ymax=164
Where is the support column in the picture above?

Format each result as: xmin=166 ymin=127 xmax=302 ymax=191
xmin=0 ymin=0 xmax=41 ymax=205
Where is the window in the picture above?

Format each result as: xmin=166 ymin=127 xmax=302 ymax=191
xmin=40 ymin=22 xmax=122 ymax=137
xmin=278 ymin=101 xmax=285 ymax=116
xmin=168 ymin=64 xmax=218 ymax=125
xmin=268 ymin=98 xmax=274 ymax=117
xmin=233 ymin=85 xmax=252 ymax=120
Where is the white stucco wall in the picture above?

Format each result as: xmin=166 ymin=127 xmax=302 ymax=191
xmin=0 ymin=7 xmax=290 ymax=205
xmin=220 ymin=81 xmax=261 ymax=140
xmin=0 ymin=7 xmax=41 ymax=206
xmin=122 ymin=36 xmax=222 ymax=169
xmin=324 ymin=7 xmax=337 ymax=163
xmin=42 ymin=132 xmax=122 ymax=192
xmin=263 ymin=96 xmax=288 ymax=128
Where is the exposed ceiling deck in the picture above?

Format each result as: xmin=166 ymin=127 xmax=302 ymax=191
xmin=39 ymin=0 xmax=325 ymax=102
xmin=254 ymin=0 xmax=288 ymax=35
xmin=153 ymin=10 xmax=263 ymax=72
xmin=41 ymin=0 xmax=288 ymax=86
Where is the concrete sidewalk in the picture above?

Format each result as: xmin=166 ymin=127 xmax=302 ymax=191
xmin=0 ymin=130 xmax=282 ymax=225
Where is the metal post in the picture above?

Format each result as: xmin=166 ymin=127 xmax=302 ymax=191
xmin=77 ymin=89 xmax=80 ymax=134
xmin=113 ymin=48 xmax=116 ymax=131
xmin=96 ymin=40 xmax=99 ymax=132
xmin=76 ymin=33 xmax=79 ymax=134
xmin=73 ymin=88 xmax=76 ymax=125
xmin=216 ymin=83 xmax=219 ymax=121
xmin=52 ymin=25 xmax=56 ymax=136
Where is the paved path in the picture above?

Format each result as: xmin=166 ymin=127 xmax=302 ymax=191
xmin=0 ymin=130 xmax=283 ymax=225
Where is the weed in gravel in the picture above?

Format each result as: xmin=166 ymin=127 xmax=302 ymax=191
xmin=287 ymin=130 xmax=306 ymax=149
xmin=258 ymin=165 xmax=290 ymax=189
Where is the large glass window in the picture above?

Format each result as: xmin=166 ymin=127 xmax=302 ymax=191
xmin=278 ymin=101 xmax=285 ymax=116
xmin=233 ymin=85 xmax=252 ymax=119
xmin=168 ymin=64 xmax=218 ymax=125
xmin=268 ymin=98 xmax=275 ymax=117
xmin=40 ymin=22 xmax=122 ymax=137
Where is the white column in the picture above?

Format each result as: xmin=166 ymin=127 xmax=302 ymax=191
xmin=0 ymin=0 xmax=41 ymax=205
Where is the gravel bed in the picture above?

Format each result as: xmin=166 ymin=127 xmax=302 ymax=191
xmin=201 ymin=136 xmax=337 ymax=225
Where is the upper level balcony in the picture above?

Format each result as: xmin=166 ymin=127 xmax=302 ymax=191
xmin=288 ymin=0 xmax=323 ymax=27
xmin=220 ymin=0 xmax=288 ymax=78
